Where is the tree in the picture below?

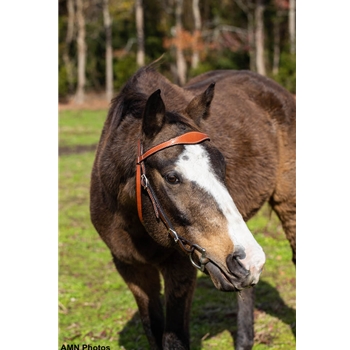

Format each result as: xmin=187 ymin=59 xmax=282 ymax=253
xmin=255 ymin=0 xmax=266 ymax=76
xmin=58 ymin=0 xmax=296 ymax=99
xmin=272 ymin=0 xmax=289 ymax=75
xmin=103 ymin=0 xmax=113 ymax=101
xmin=191 ymin=0 xmax=201 ymax=69
xmin=175 ymin=0 xmax=187 ymax=85
xmin=272 ymin=10 xmax=281 ymax=75
xmin=135 ymin=0 xmax=145 ymax=67
xmin=235 ymin=0 xmax=256 ymax=72
xmin=62 ymin=0 xmax=75 ymax=93
xmin=74 ymin=0 xmax=86 ymax=104
xmin=289 ymin=0 xmax=295 ymax=54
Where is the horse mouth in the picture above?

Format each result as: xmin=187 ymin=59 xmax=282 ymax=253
xmin=204 ymin=261 xmax=244 ymax=292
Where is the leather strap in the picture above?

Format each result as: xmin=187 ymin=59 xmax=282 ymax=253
xmin=137 ymin=131 xmax=210 ymax=164
xmin=136 ymin=131 xmax=210 ymax=223
xmin=135 ymin=131 xmax=211 ymax=271
xmin=136 ymin=140 xmax=143 ymax=221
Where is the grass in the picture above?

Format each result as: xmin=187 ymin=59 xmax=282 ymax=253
xmin=59 ymin=109 xmax=107 ymax=147
xmin=59 ymin=109 xmax=296 ymax=349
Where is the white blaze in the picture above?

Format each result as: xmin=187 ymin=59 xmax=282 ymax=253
xmin=175 ymin=144 xmax=265 ymax=276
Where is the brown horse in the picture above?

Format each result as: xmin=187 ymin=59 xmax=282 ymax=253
xmin=90 ymin=65 xmax=295 ymax=349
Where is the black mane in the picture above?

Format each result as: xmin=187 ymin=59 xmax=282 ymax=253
xmin=107 ymin=65 xmax=196 ymax=131
xmin=108 ymin=68 xmax=150 ymax=128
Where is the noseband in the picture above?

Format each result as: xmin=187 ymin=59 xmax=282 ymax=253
xmin=136 ymin=131 xmax=211 ymax=271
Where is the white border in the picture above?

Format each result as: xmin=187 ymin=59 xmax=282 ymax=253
xmin=1 ymin=1 xmax=58 ymax=348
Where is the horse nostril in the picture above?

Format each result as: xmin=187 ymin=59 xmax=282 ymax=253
xmin=232 ymin=245 xmax=246 ymax=260
xmin=226 ymin=251 xmax=249 ymax=278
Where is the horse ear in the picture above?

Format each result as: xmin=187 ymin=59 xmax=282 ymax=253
xmin=142 ymin=89 xmax=166 ymax=138
xmin=185 ymin=83 xmax=215 ymax=125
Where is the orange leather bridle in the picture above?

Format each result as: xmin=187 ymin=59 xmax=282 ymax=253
xmin=136 ymin=131 xmax=211 ymax=270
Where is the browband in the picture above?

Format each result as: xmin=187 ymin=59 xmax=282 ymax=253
xmin=136 ymin=131 xmax=210 ymax=222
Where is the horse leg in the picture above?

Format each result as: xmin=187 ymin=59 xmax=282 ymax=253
xmin=235 ymin=287 xmax=255 ymax=350
xmin=270 ymin=192 xmax=296 ymax=265
xmin=269 ymin=166 xmax=296 ymax=264
xmin=112 ymin=255 xmax=164 ymax=349
xmin=160 ymin=254 xmax=197 ymax=349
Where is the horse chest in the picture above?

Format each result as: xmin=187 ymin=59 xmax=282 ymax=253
xmin=110 ymin=216 xmax=173 ymax=265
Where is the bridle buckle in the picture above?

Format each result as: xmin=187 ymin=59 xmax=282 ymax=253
xmin=140 ymin=174 xmax=148 ymax=189
xmin=168 ymin=228 xmax=179 ymax=243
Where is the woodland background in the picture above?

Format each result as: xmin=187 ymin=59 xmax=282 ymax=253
xmin=58 ymin=0 xmax=296 ymax=104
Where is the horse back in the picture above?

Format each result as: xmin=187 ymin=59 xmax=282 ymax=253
xmin=185 ymin=70 xmax=296 ymax=220
xmin=185 ymin=70 xmax=295 ymax=129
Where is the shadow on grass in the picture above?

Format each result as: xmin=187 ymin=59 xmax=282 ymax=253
xmin=118 ymin=276 xmax=295 ymax=349
xmin=59 ymin=144 xmax=98 ymax=156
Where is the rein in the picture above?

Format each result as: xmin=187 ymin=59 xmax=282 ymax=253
xmin=136 ymin=131 xmax=211 ymax=271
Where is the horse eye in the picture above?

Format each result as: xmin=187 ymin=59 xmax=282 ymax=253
xmin=165 ymin=173 xmax=180 ymax=184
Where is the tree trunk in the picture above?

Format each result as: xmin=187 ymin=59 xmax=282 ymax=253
xmin=272 ymin=11 xmax=281 ymax=75
xmin=191 ymin=0 xmax=201 ymax=69
xmin=103 ymin=0 xmax=113 ymax=102
xmin=235 ymin=0 xmax=255 ymax=72
xmin=175 ymin=0 xmax=187 ymax=86
xmin=74 ymin=0 xmax=86 ymax=104
xmin=247 ymin=11 xmax=256 ymax=72
xmin=255 ymin=0 xmax=266 ymax=76
xmin=62 ymin=0 xmax=75 ymax=93
xmin=136 ymin=0 xmax=145 ymax=67
xmin=289 ymin=0 xmax=296 ymax=54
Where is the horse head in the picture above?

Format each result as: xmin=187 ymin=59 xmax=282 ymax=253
xmin=137 ymin=84 xmax=266 ymax=291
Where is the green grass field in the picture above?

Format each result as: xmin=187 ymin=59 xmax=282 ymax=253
xmin=59 ymin=109 xmax=296 ymax=349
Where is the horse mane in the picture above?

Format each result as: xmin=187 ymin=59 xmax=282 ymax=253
xmin=107 ymin=66 xmax=152 ymax=129
xmin=105 ymin=64 xmax=195 ymax=131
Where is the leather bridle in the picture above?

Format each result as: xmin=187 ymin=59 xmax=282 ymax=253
xmin=136 ymin=131 xmax=211 ymax=271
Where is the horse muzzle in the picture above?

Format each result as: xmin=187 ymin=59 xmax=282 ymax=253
xmin=204 ymin=252 xmax=264 ymax=292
